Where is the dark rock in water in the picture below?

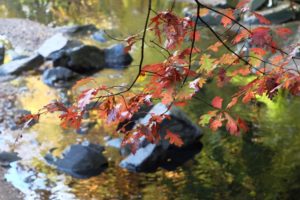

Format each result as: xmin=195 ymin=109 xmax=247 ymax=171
xmin=243 ymin=2 xmax=300 ymax=24
xmin=0 ymin=54 xmax=44 ymax=75
xmin=66 ymin=45 xmax=106 ymax=73
xmin=52 ymin=44 xmax=133 ymax=73
xmin=0 ymin=152 xmax=21 ymax=168
xmin=91 ymin=30 xmax=108 ymax=43
xmin=45 ymin=143 xmax=108 ymax=179
xmin=56 ymin=24 xmax=98 ymax=36
xmin=119 ymin=103 xmax=203 ymax=172
xmin=0 ymin=43 xmax=4 ymax=65
xmin=104 ymin=44 xmax=133 ymax=68
xmin=42 ymin=67 xmax=79 ymax=88
xmin=38 ymin=33 xmax=82 ymax=58
xmin=183 ymin=7 xmax=240 ymax=26
xmin=247 ymin=0 xmax=268 ymax=11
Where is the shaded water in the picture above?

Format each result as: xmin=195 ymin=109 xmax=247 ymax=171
xmin=1 ymin=0 xmax=300 ymax=199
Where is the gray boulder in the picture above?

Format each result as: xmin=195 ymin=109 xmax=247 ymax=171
xmin=42 ymin=67 xmax=79 ymax=88
xmin=45 ymin=143 xmax=108 ymax=179
xmin=0 ymin=152 xmax=21 ymax=168
xmin=91 ymin=30 xmax=108 ymax=43
xmin=243 ymin=2 xmax=300 ymax=24
xmin=119 ymin=103 xmax=203 ymax=172
xmin=0 ymin=54 xmax=43 ymax=75
xmin=38 ymin=33 xmax=81 ymax=58
xmin=104 ymin=44 xmax=133 ymax=68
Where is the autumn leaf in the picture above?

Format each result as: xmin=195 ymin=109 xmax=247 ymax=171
xmin=237 ymin=118 xmax=249 ymax=133
xmin=236 ymin=0 xmax=250 ymax=9
xmin=210 ymin=117 xmax=223 ymax=132
xmin=275 ymin=27 xmax=293 ymax=39
xmin=224 ymin=112 xmax=238 ymax=135
xmin=208 ymin=41 xmax=223 ymax=52
xmin=242 ymin=91 xmax=255 ymax=103
xmin=221 ymin=9 xmax=235 ymax=27
xmin=198 ymin=54 xmax=215 ymax=72
xmin=226 ymin=97 xmax=238 ymax=109
xmin=77 ymin=89 xmax=99 ymax=110
xmin=165 ymin=130 xmax=184 ymax=147
xmin=72 ymin=77 xmax=97 ymax=91
xmin=211 ymin=96 xmax=223 ymax=109
xmin=199 ymin=110 xmax=218 ymax=126
xmin=253 ymin=12 xmax=271 ymax=25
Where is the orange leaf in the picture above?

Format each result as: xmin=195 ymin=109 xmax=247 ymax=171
xmin=253 ymin=12 xmax=271 ymax=25
xmin=211 ymin=96 xmax=223 ymax=109
xmin=73 ymin=77 xmax=97 ymax=90
xmin=221 ymin=9 xmax=235 ymax=27
xmin=224 ymin=112 xmax=238 ymax=135
xmin=210 ymin=117 xmax=223 ymax=132
xmin=208 ymin=41 xmax=222 ymax=52
xmin=275 ymin=27 xmax=293 ymax=39
xmin=165 ymin=130 xmax=184 ymax=147
xmin=236 ymin=0 xmax=250 ymax=9
xmin=226 ymin=97 xmax=238 ymax=109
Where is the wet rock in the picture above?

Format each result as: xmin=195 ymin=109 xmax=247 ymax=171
xmin=0 ymin=54 xmax=43 ymax=75
xmin=119 ymin=103 xmax=203 ymax=172
xmin=247 ymin=0 xmax=268 ymax=11
xmin=53 ymin=45 xmax=106 ymax=74
xmin=42 ymin=67 xmax=79 ymax=88
xmin=56 ymin=24 xmax=98 ymax=36
xmin=0 ymin=152 xmax=21 ymax=168
xmin=0 ymin=43 xmax=4 ymax=65
xmin=91 ymin=30 xmax=108 ymax=43
xmin=104 ymin=44 xmax=133 ymax=68
xmin=243 ymin=2 xmax=300 ymax=24
xmin=38 ymin=33 xmax=81 ymax=58
xmin=45 ymin=143 xmax=108 ymax=179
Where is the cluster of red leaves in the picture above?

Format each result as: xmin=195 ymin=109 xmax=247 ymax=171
xmin=150 ymin=11 xmax=199 ymax=49
xmin=200 ymin=96 xmax=248 ymax=135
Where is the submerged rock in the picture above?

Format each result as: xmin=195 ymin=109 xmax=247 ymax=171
xmin=0 ymin=152 xmax=21 ymax=168
xmin=119 ymin=103 xmax=203 ymax=172
xmin=0 ymin=54 xmax=43 ymax=75
xmin=45 ymin=143 xmax=108 ymax=179
xmin=42 ymin=67 xmax=79 ymax=88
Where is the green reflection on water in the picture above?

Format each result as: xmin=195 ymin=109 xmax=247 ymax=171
xmin=2 ymin=0 xmax=300 ymax=199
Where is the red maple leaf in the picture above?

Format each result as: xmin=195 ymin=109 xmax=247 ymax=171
xmin=165 ymin=130 xmax=184 ymax=147
xmin=211 ymin=96 xmax=223 ymax=109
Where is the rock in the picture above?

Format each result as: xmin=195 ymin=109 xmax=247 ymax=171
xmin=55 ymin=24 xmax=98 ymax=36
xmin=106 ymin=138 xmax=122 ymax=149
xmin=38 ymin=33 xmax=81 ymax=58
xmin=42 ymin=67 xmax=79 ymax=88
xmin=91 ymin=30 xmax=108 ymax=43
xmin=119 ymin=103 xmax=203 ymax=172
xmin=0 ymin=152 xmax=21 ymax=168
xmin=243 ymin=2 xmax=300 ymax=24
xmin=104 ymin=44 xmax=133 ymax=68
xmin=0 ymin=43 xmax=5 ymax=65
xmin=53 ymin=45 xmax=106 ymax=74
xmin=247 ymin=0 xmax=268 ymax=11
xmin=0 ymin=54 xmax=44 ymax=75
xmin=45 ymin=143 xmax=108 ymax=179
